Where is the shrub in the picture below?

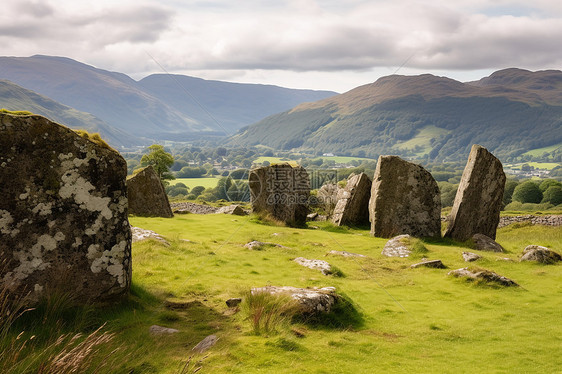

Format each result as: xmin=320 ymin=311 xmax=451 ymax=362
xmin=512 ymin=181 xmax=542 ymax=204
xmin=542 ymin=185 xmax=562 ymax=205
xmin=539 ymin=179 xmax=561 ymax=192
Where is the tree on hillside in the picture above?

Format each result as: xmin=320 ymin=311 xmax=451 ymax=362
xmin=542 ymin=185 xmax=562 ymax=205
xmin=502 ymin=179 xmax=519 ymax=206
xmin=140 ymin=144 xmax=175 ymax=182
xmin=512 ymin=181 xmax=543 ymax=204
xmin=539 ymin=179 xmax=561 ymax=192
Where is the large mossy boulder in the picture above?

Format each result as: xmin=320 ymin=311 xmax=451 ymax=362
xmin=127 ymin=165 xmax=173 ymax=218
xmin=0 ymin=113 xmax=131 ymax=304
xmin=445 ymin=145 xmax=506 ymax=241
xmin=369 ymin=156 xmax=441 ymax=238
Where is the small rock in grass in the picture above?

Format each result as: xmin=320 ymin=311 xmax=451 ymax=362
xmin=192 ymin=335 xmax=218 ymax=353
xmin=382 ymin=235 xmax=414 ymax=257
xmin=410 ymin=259 xmax=445 ymax=269
xmin=520 ymin=245 xmax=562 ymax=264
xmin=226 ymin=298 xmax=242 ymax=307
xmin=462 ymin=252 xmax=482 ymax=262
xmin=149 ymin=325 xmax=179 ymax=335
xmin=244 ymin=240 xmax=289 ymax=250
xmin=251 ymin=286 xmax=338 ymax=314
xmin=448 ymin=267 xmax=518 ymax=287
xmin=294 ymin=257 xmax=332 ymax=275
xmin=472 ymin=233 xmax=504 ymax=252
xmin=327 ymin=250 xmax=366 ymax=258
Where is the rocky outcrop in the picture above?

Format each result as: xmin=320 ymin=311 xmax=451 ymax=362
xmin=0 ymin=113 xmax=131 ymax=303
xmin=249 ymin=164 xmax=310 ymax=226
xmin=127 ymin=166 xmax=173 ymax=218
xmin=445 ymin=145 xmax=506 ymax=241
xmin=293 ymin=257 xmax=332 ymax=275
xmin=332 ymin=173 xmax=371 ymax=226
xmin=251 ymin=286 xmax=338 ymax=314
xmin=448 ymin=267 xmax=518 ymax=287
xmin=520 ymin=245 xmax=562 ymax=264
xmin=381 ymin=235 xmax=415 ymax=257
xmin=369 ymin=156 xmax=441 ymax=238
xmin=471 ymin=233 xmax=504 ymax=252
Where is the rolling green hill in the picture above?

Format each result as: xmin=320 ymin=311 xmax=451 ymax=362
xmin=230 ymin=69 xmax=562 ymax=162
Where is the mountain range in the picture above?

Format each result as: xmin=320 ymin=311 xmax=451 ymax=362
xmin=0 ymin=55 xmax=336 ymax=147
xmin=230 ymin=68 xmax=562 ymax=161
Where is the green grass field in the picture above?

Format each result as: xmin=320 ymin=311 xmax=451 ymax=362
xmin=4 ymin=215 xmax=561 ymax=373
xmin=522 ymin=143 xmax=562 ymax=157
xmin=169 ymin=177 xmax=220 ymax=189
xmin=394 ymin=125 xmax=451 ymax=155
xmin=506 ymin=162 xmax=561 ymax=170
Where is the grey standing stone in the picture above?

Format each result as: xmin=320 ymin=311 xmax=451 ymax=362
xmin=369 ymin=156 xmax=441 ymax=238
xmin=444 ymin=145 xmax=506 ymax=241
xmin=332 ymin=173 xmax=372 ymax=226
xmin=127 ymin=165 xmax=173 ymax=218
xmin=317 ymin=183 xmax=339 ymax=216
xmin=249 ymin=164 xmax=310 ymax=226
xmin=0 ymin=113 xmax=131 ymax=304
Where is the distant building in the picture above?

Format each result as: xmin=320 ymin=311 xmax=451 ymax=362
xmin=323 ymin=153 xmax=335 ymax=157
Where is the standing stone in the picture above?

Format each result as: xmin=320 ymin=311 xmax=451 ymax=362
xmin=0 ymin=113 xmax=131 ymax=304
xmin=127 ymin=166 xmax=173 ymax=218
xmin=444 ymin=145 xmax=506 ymax=241
xmin=332 ymin=173 xmax=371 ymax=226
xmin=249 ymin=164 xmax=310 ymax=226
xmin=369 ymin=156 xmax=441 ymax=238
xmin=317 ymin=183 xmax=339 ymax=216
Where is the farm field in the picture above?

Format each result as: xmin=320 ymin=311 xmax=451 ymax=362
xmin=168 ymin=177 xmax=220 ymax=189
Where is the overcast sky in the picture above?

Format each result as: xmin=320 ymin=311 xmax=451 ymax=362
xmin=2 ymin=0 xmax=562 ymax=92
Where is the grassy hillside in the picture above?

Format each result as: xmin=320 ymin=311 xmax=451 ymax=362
xmin=4 ymin=214 xmax=560 ymax=373
xmin=0 ymin=79 xmax=139 ymax=147
xmin=231 ymin=70 xmax=562 ymax=162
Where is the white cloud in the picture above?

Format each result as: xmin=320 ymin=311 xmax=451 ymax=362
xmin=1 ymin=0 xmax=561 ymax=91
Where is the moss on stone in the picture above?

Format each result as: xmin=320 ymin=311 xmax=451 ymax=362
xmin=73 ymin=130 xmax=114 ymax=152
xmin=0 ymin=108 xmax=35 ymax=116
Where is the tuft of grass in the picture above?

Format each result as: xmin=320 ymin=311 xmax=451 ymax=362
xmin=73 ymin=129 xmax=114 ymax=151
xmin=242 ymin=291 xmax=300 ymax=335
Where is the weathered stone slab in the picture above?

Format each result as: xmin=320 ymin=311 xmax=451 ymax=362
xmin=471 ymin=233 xmax=504 ymax=252
xmin=0 ymin=113 xmax=131 ymax=303
xmin=249 ymin=164 xmax=310 ymax=226
xmin=445 ymin=145 xmax=506 ymax=241
xmin=369 ymin=156 xmax=441 ymax=238
xmin=448 ymin=267 xmax=518 ymax=287
xmin=520 ymin=245 xmax=562 ymax=264
xmin=293 ymin=257 xmax=332 ymax=275
xmin=251 ymin=286 xmax=338 ymax=314
xmin=332 ymin=173 xmax=372 ymax=226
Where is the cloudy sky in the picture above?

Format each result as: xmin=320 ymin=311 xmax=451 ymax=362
xmin=2 ymin=0 xmax=562 ymax=92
